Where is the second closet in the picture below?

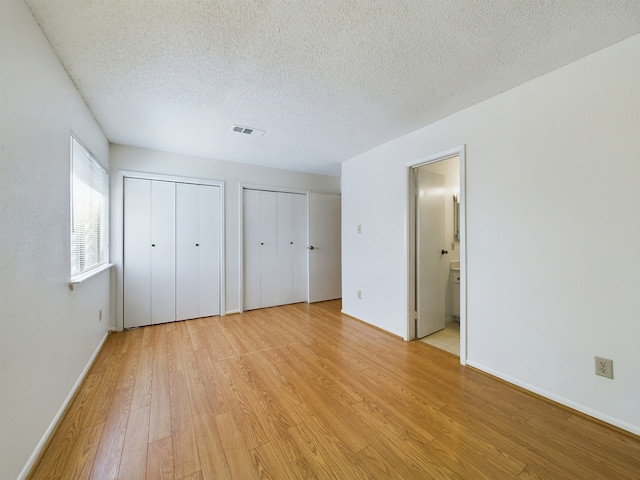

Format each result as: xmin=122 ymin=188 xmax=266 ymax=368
xmin=244 ymin=189 xmax=307 ymax=310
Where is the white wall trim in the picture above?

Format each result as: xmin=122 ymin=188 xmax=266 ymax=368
xmin=405 ymin=145 xmax=467 ymax=365
xmin=17 ymin=330 xmax=111 ymax=480
xmin=115 ymin=170 xmax=226 ymax=330
xmin=467 ymin=360 xmax=640 ymax=436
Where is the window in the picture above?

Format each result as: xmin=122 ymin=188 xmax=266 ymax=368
xmin=70 ymin=136 xmax=108 ymax=278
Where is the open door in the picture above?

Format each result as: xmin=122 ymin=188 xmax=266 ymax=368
xmin=308 ymin=193 xmax=341 ymax=302
xmin=416 ymin=168 xmax=448 ymax=337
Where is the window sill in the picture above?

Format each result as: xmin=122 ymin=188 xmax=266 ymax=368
xmin=69 ymin=263 xmax=114 ymax=290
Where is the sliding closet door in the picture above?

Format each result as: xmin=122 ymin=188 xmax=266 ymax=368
xmin=198 ymin=185 xmax=220 ymax=317
xmin=244 ymin=189 xmax=278 ymax=310
xmin=124 ymin=178 xmax=151 ymax=328
xmin=176 ymin=183 xmax=200 ymax=321
xmin=124 ymin=178 xmax=175 ymax=328
xmin=276 ymin=192 xmax=294 ymax=305
xmin=244 ymin=189 xmax=262 ymax=311
xmin=291 ymin=193 xmax=308 ymax=303
xmin=150 ymin=181 xmax=176 ymax=325
xmin=277 ymin=192 xmax=308 ymax=305
xmin=176 ymin=183 xmax=221 ymax=321
xmin=244 ymin=189 xmax=307 ymax=311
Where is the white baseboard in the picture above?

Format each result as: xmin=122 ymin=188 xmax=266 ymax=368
xmin=466 ymin=360 xmax=640 ymax=437
xmin=18 ymin=330 xmax=111 ymax=480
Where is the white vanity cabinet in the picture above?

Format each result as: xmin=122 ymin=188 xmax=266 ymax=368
xmin=452 ymin=270 xmax=460 ymax=318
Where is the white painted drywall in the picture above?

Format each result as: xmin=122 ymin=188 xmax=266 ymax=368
xmin=0 ymin=1 xmax=111 ymax=478
xmin=109 ymin=144 xmax=340 ymax=324
xmin=342 ymin=34 xmax=640 ymax=433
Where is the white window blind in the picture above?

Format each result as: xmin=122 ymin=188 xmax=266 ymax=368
xmin=70 ymin=136 xmax=108 ymax=278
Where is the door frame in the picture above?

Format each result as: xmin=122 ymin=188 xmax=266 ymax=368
xmin=406 ymin=146 xmax=467 ymax=365
xmin=238 ymin=183 xmax=310 ymax=313
xmin=115 ymin=170 xmax=226 ymax=331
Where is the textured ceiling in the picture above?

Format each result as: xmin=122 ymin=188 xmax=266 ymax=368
xmin=25 ymin=1 xmax=640 ymax=176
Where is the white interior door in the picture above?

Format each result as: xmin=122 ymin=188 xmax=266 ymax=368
xmin=124 ymin=177 xmax=151 ymax=328
xmin=150 ymin=181 xmax=176 ymax=325
xmin=308 ymin=193 xmax=341 ymax=303
xmin=416 ymin=169 xmax=447 ymax=337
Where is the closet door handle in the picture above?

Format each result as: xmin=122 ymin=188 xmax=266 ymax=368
xmin=151 ymin=244 xmax=156 ymax=247
xmin=308 ymin=245 xmax=315 ymax=250
xmin=261 ymin=242 xmax=264 ymax=245
xmin=196 ymin=243 xmax=199 ymax=246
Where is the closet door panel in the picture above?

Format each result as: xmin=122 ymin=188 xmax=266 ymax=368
xmin=124 ymin=178 xmax=151 ymax=328
xmin=244 ymin=189 xmax=262 ymax=310
xmin=260 ymin=191 xmax=278 ymax=308
xmin=276 ymin=192 xmax=294 ymax=305
xmin=150 ymin=181 xmax=176 ymax=325
xmin=176 ymin=183 xmax=199 ymax=321
xmin=292 ymin=193 xmax=308 ymax=303
xmin=198 ymin=185 xmax=220 ymax=317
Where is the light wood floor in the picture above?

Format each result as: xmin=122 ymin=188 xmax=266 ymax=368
xmin=30 ymin=300 xmax=640 ymax=479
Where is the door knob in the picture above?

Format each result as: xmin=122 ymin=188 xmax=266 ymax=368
xmin=441 ymin=249 xmax=448 ymax=255
xmin=196 ymin=243 xmax=199 ymax=246
xmin=151 ymin=244 xmax=156 ymax=247
xmin=308 ymin=246 xmax=315 ymax=250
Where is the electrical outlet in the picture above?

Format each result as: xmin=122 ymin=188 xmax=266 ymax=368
xmin=595 ymin=356 xmax=613 ymax=379
xmin=99 ymin=309 xmax=102 ymax=322
xmin=357 ymin=290 xmax=362 ymax=299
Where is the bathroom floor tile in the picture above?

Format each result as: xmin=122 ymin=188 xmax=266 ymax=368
xmin=419 ymin=321 xmax=460 ymax=356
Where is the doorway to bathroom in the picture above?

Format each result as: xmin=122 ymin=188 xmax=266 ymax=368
xmin=407 ymin=147 xmax=466 ymax=364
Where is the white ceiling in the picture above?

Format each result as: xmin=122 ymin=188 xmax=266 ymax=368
xmin=25 ymin=0 xmax=640 ymax=176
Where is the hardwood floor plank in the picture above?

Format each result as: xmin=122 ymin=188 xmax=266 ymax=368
xmin=168 ymin=369 xmax=200 ymax=479
xmin=28 ymin=300 xmax=640 ymax=480
xmin=116 ymin=328 xmax=143 ymax=390
xmin=286 ymin=419 xmax=372 ymax=480
xmin=275 ymin=359 xmax=369 ymax=453
xmin=188 ymin=385 xmax=232 ymax=480
xmin=215 ymin=411 xmax=260 ymax=480
xmin=91 ymin=386 xmax=133 ymax=480
xmin=250 ymin=440 xmax=318 ymax=480
xmin=166 ymin=322 xmax=184 ymax=373
xmin=178 ymin=321 xmax=204 ymax=389
xmin=195 ymin=347 xmax=230 ymax=416
xmin=62 ymin=422 xmax=105 ymax=480
xmin=117 ymin=406 xmax=150 ymax=479
xmin=354 ymin=445 xmax=408 ymax=480
xmin=214 ymin=359 xmax=270 ymax=449
xmin=130 ymin=347 xmax=153 ymax=410
xmin=146 ymin=437 xmax=173 ymax=480
xmin=149 ymin=323 xmax=171 ymax=442
xmin=30 ymin=372 xmax=104 ymax=478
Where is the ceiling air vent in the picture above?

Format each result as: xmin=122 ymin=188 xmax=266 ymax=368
xmin=231 ymin=124 xmax=266 ymax=137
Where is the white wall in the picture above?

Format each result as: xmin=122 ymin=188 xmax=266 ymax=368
xmin=0 ymin=1 xmax=111 ymax=478
xmin=110 ymin=144 xmax=340 ymax=324
xmin=342 ymin=34 xmax=640 ymax=433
